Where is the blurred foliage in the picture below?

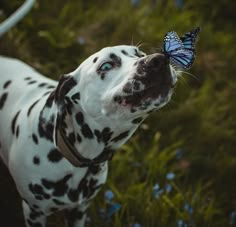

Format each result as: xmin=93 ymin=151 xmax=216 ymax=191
xmin=0 ymin=0 xmax=236 ymax=226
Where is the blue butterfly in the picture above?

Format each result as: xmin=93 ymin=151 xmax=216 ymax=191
xmin=180 ymin=27 xmax=201 ymax=52
xmin=162 ymin=28 xmax=200 ymax=70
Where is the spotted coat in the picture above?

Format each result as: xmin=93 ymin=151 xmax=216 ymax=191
xmin=0 ymin=46 xmax=177 ymax=227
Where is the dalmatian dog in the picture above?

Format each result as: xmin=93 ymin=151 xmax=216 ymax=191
xmin=0 ymin=45 xmax=177 ymax=227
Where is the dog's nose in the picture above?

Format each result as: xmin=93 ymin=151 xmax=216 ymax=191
xmin=146 ymin=53 xmax=169 ymax=70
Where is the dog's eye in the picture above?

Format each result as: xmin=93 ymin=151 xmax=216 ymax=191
xmin=99 ymin=62 xmax=114 ymax=71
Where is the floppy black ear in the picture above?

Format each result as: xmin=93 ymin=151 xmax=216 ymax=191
xmin=55 ymin=74 xmax=77 ymax=105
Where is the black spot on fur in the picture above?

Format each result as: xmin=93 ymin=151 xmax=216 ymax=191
xmin=64 ymin=96 xmax=74 ymax=115
xmin=93 ymin=57 xmax=98 ymax=63
xmin=53 ymin=199 xmax=65 ymax=205
xmin=55 ymin=75 xmax=77 ymax=104
xmin=38 ymin=83 xmax=47 ymax=87
xmin=29 ymin=183 xmax=50 ymax=200
xmin=11 ymin=111 xmax=20 ymax=134
xmin=32 ymin=134 xmax=39 ymax=144
xmin=111 ymin=131 xmax=130 ymax=143
xmin=102 ymin=128 xmax=113 ymax=143
xmin=29 ymin=209 xmax=43 ymax=220
xmin=77 ymin=133 xmax=82 ymax=143
xmin=94 ymin=127 xmax=113 ymax=144
xmin=134 ymin=48 xmax=144 ymax=58
xmin=45 ymin=91 xmax=55 ymax=108
xmin=65 ymin=208 xmax=84 ymax=227
xmin=132 ymin=117 xmax=143 ymax=124
xmin=41 ymin=174 xmax=72 ymax=197
xmin=93 ymin=147 xmax=115 ymax=163
xmin=121 ymin=50 xmax=128 ymax=56
xmin=38 ymin=116 xmax=54 ymax=142
xmin=47 ymin=85 xmax=55 ymax=89
xmin=32 ymin=204 xmax=39 ymax=210
xmin=28 ymin=80 xmax=37 ymax=85
xmin=122 ymin=82 xmax=133 ymax=94
xmin=68 ymin=132 xmax=76 ymax=145
xmin=68 ymin=169 xmax=103 ymax=202
xmin=81 ymin=124 xmax=94 ymax=139
xmin=81 ymin=178 xmax=101 ymax=199
xmin=113 ymin=95 xmax=122 ymax=104
xmin=89 ymin=165 xmax=101 ymax=175
xmin=68 ymin=188 xmax=79 ymax=202
xmin=47 ymin=148 xmax=63 ymax=163
xmin=75 ymin=112 xmax=84 ymax=125
xmin=16 ymin=125 xmax=20 ymax=138
xmin=0 ymin=92 xmax=8 ymax=109
xmin=24 ymin=77 xmax=32 ymax=80
xmin=71 ymin=92 xmax=80 ymax=103
xmin=100 ymin=73 xmax=105 ymax=80
xmin=42 ymin=91 xmax=51 ymax=97
xmin=110 ymin=53 xmax=122 ymax=67
xmin=3 ymin=80 xmax=12 ymax=89
xmin=35 ymin=196 xmax=43 ymax=200
xmin=28 ymin=100 xmax=40 ymax=117
xmin=33 ymin=156 xmax=40 ymax=165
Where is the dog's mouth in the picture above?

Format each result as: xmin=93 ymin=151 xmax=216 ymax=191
xmin=114 ymin=53 xmax=177 ymax=111
xmin=114 ymin=80 xmax=175 ymax=110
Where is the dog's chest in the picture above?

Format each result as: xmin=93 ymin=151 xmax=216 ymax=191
xmin=29 ymin=162 xmax=108 ymax=213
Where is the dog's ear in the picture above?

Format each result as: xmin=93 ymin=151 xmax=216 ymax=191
xmin=55 ymin=74 xmax=77 ymax=106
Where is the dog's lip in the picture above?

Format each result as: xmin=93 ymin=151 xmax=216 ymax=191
xmin=114 ymin=81 xmax=175 ymax=108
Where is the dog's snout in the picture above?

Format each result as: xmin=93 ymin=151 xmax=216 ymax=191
xmin=146 ymin=53 xmax=169 ymax=70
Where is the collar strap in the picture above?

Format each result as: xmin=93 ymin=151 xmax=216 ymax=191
xmin=56 ymin=125 xmax=114 ymax=167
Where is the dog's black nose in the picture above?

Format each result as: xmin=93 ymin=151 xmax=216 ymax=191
xmin=146 ymin=53 xmax=169 ymax=71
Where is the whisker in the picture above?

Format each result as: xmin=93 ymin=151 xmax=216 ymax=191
xmin=156 ymin=47 xmax=162 ymax=52
xmin=176 ymin=70 xmax=199 ymax=81
xmin=130 ymin=35 xmax=134 ymax=46
xmin=135 ymin=40 xmax=143 ymax=48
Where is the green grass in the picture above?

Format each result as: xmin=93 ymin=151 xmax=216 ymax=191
xmin=0 ymin=0 xmax=236 ymax=226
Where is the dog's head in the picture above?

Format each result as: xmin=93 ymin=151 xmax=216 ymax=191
xmin=69 ymin=45 xmax=177 ymax=120
xmin=52 ymin=45 xmax=178 ymax=166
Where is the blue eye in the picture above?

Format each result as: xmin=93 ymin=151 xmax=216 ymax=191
xmin=99 ymin=62 xmax=114 ymax=71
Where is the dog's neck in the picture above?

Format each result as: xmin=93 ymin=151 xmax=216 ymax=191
xmin=39 ymin=89 xmax=141 ymax=167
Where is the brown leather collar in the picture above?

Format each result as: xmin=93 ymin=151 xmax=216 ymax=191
xmin=56 ymin=121 xmax=114 ymax=167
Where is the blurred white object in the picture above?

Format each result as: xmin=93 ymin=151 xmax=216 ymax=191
xmin=0 ymin=0 xmax=35 ymax=36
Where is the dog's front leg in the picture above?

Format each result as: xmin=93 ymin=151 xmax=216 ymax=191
xmin=64 ymin=204 xmax=89 ymax=227
xmin=22 ymin=200 xmax=47 ymax=227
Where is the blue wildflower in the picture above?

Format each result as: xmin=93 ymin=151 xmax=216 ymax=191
xmin=175 ymin=0 xmax=184 ymax=8
xmin=175 ymin=148 xmax=184 ymax=160
xmin=165 ymin=183 xmax=172 ymax=193
xmin=105 ymin=203 xmax=122 ymax=220
xmin=184 ymin=202 xmax=193 ymax=215
xmin=134 ymin=223 xmax=141 ymax=227
xmin=166 ymin=172 xmax=175 ymax=180
xmin=131 ymin=0 xmax=141 ymax=7
xmin=105 ymin=190 xmax=114 ymax=203
xmin=153 ymin=183 xmax=164 ymax=199
xmin=177 ymin=219 xmax=185 ymax=227
xmin=230 ymin=211 xmax=236 ymax=225
xmin=77 ymin=36 xmax=85 ymax=45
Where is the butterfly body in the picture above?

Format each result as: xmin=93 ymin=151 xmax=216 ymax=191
xmin=162 ymin=27 xmax=200 ymax=70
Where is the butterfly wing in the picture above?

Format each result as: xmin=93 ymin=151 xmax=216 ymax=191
xmin=169 ymin=49 xmax=195 ymax=69
xmin=162 ymin=28 xmax=199 ymax=69
xmin=180 ymin=27 xmax=200 ymax=51
xmin=163 ymin=31 xmax=183 ymax=53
